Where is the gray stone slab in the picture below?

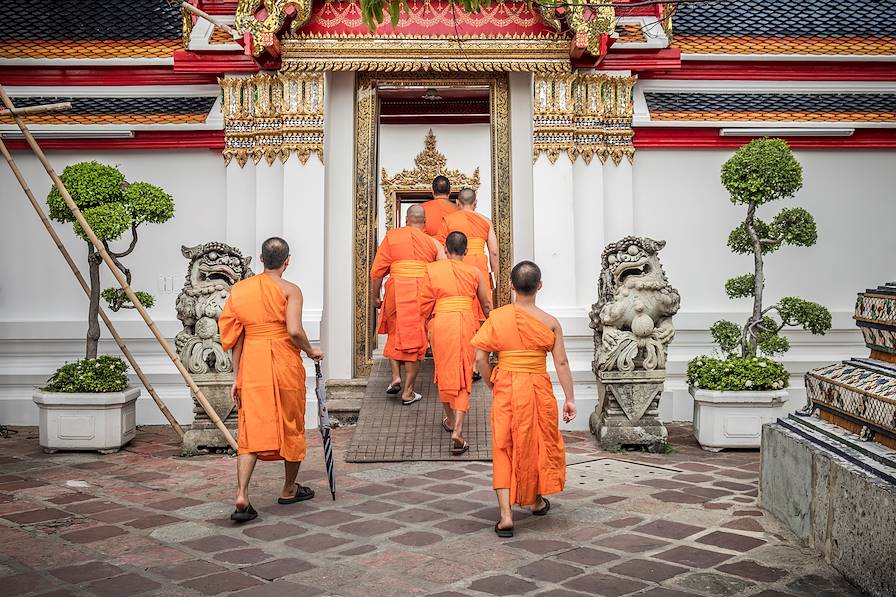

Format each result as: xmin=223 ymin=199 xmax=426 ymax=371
xmin=150 ymin=521 xmax=216 ymax=543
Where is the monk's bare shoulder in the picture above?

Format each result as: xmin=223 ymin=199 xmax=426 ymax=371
xmin=276 ymin=277 xmax=302 ymax=299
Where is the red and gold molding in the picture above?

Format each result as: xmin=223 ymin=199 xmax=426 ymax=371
xmin=1 ymin=130 xmax=224 ymax=151
xmin=649 ymin=111 xmax=896 ymax=123
xmin=0 ymin=114 xmax=210 ymax=126
xmin=676 ymin=35 xmax=896 ymax=56
xmin=641 ymin=61 xmax=896 ymax=81
xmin=0 ymin=40 xmax=180 ymax=60
xmin=633 ymin=127 xmax=896 ymax=149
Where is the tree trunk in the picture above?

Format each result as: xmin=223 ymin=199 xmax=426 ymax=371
xmin=85 ymin=245 xmax=101 ymax=360
xmin=742 ymin=204 xmax=764 ymax=357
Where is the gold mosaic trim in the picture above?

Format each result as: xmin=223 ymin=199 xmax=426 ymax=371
xmin=533 ymin=73 xmax=636 ymax=165
xmin=220 ymin=72 xmax=324 ymax=167
xmin=281 ymin=36 xmax=571 ymax=73
xmin=235 ymin=0 xmax=313 ymax=57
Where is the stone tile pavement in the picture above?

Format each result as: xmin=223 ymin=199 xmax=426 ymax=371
xmin=0 ymin=424 xmax=863 ymax=596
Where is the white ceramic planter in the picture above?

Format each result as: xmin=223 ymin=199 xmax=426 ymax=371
xmin=690 ymin=386 xmax=789 ymax=451
xmin=32 ymin=387 xmax=139 ymax=453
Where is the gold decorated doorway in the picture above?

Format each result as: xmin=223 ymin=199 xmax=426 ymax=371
xmin=352 ymin=73 xmax=513 ymax=377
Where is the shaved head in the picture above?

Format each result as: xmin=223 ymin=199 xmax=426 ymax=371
xmin=457 ymin=188 xmax=476 ymax=206
xmin=406 ymin=204 xmax=426 ymax=226
xmin=511 ymin=260 xmax=541 ymax=296
xmin=432 ymin=175 xmax=450 ymax=196
xmin=445 ymin=231 xmax=467 ymax=256
xmin=261 ymin=236 xmax=290 ymax=270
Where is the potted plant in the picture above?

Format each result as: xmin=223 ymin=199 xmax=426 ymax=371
xmin=32 ymin=161 xmax=174 ymax=453
xmin=687 ymin=139 xmax=832 ymax=450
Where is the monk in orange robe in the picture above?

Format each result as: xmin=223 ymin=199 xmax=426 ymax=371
xmin=420 ymin=175 xmax=457 ymax=238
xmin=438 ymin=187 xmax=499 ymax=324
xmin=220 ymin=237 xmax=324 ymax=523
xmin=420 ymin=232 xmax=492 ymax=454
xmin=472 ymin=260 xmax=576 ymax=538
xmin=371 ymin=204 xmax=445 ymax=404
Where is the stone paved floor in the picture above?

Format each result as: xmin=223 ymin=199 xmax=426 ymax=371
xmin=0 ymin=424 xmax=862 ymax=597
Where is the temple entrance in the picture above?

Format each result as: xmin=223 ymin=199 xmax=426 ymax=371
xmin=351 ymin=73 xmax=513 ymax=378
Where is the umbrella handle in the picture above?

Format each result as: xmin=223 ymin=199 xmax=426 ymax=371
xmin=315 ymin=362 xmax=322 ymax=379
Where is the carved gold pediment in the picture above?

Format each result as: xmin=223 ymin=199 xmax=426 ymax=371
xmin=380 ymin=129 xmax=480 ymax=229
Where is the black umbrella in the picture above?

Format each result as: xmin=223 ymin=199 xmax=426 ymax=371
xmin=315 ymin=363 xmax=336 ymax=500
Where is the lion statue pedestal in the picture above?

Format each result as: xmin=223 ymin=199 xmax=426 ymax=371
xmin=175 ymin=242 xmax=253 ymax=454
xmin=589 ymin=237 xmax=680 ymax=452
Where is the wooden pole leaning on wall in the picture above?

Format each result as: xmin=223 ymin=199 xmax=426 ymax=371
xmin=0 ymin=132 xmax=184 ymax=439
xmin=0 ymin=87 xmax=237 ymax=450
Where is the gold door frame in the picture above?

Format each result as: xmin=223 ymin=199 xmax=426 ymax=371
xmin=353 ymin=72 xmax=513 ymax=377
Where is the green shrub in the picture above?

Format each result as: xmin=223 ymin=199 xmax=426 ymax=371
xmin=43 ymin=356 xmax=129 ymax=393
xmin=687 ymin=355 xmax=788 ymax=392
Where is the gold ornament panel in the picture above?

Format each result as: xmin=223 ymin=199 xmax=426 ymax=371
xmin=353 ymin=73 xmax=512 ymax=377
xmin=220 ymin=72 xmax=325 ymax=167
xmin=533 ymin=73 xmax=636 ymax=165
xmin=235 ymin=0 xmax=314 ymax=57
xmin=381 ymin=129 xmax=481 ymax=230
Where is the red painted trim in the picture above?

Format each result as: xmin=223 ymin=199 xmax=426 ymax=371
xmin=0 ymin=66 xmax=218 ymax=86
xmin=197 ymin=0 xmax=238 ymax=15
xmin=3 ymin=130 xmax=224 ymax=151
xmin=173 ymin=50 xmax=266 ymax=74
xmin=642 ymin=60 xmax=896 ymax=81
xmin=633 ymin=127 xmax=896 ymax=149
xmin=577 ymin=48 xmax=681 ymax=71
xmin=380 ymin=115 xmax=490 ymax=125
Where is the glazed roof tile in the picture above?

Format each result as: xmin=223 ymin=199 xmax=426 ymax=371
xmin=0 ymin=0 xmax=181 ymax=59
xmin=0 ymin=96 xmax=217 ymax=125
xmin=645 ymin=92 xmax=896 ymax=123
xmin=673 ymin=0 xmax=896 ymax=55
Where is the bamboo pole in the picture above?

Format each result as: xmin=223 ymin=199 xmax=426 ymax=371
xmin=0 ymin=102 xmax=72 ymax=117
xmin=0 ymin=87 xmax=237 ymax=450
xmin=182 ymin=2 xmax=241 ymax=38
xmin=0 ymin=136 xmax=184 ymax=439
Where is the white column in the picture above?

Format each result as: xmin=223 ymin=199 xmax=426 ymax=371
xmin=321 ymin=72 xmax=355 ymax=380
xmin=603 ymin=157 xmax=634 ymax=243
xmin=509 ymin=72 xmax=535 ymax=263
xmin=283 ymin=153 xmax=325 ymax=343
xmin=573 ymin=159 xmax=605 ymax=307
xmin=254 ymin=159 xmax=284 ymax=251
xmin=225 ymin=160 xmax=256 ymax=257
xmin=532 ymin=152 xmax=577 ymax=309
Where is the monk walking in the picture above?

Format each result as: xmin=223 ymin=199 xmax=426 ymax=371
xmin=421 ymin=232 xmax=492 ymax=455
xmin=219 ymin=237 xmax=324 ymax=522
xmin=371 ymin=204 xmax=445 ymax=403
xmin=472 ymin=260 xmax=576 ymax=538
xmin=420 ymin=175 xmax=458 ymax=238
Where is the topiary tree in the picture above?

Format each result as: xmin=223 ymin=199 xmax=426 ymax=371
xmin=47 ymin=161 xmax=174 ymax=360
xmin=711 ymin=138 xmax=831 ymax=360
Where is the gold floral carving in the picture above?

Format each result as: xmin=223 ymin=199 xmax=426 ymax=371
xmin=353 ymin=73 xmax=512 ymax=377
xmin=566 ymin=3 xmax=617 ymax=57
xmin=533 ymin=73 xmax=636 ymax=165
xmin=220 ymin=72 xmax=324 ymax=167
xmin=380 ymin=130 xmax=481 ymax=231
xmin=281 ymin=36 xmax=570 ymax=73
xmin=235 ymin=0 xmax=313 ymax=56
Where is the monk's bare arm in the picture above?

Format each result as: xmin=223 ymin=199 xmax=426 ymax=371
xmin=475 ymin=270 xmax=492 ymax=318
xmin=370 ymin=276 xmax=384 ymax=309
xmin=230 ymin=334 xmax=245 ymax=408
xmin=434 ymin=238 xmax=447 ymax=260
xmin=285 ymin=284 xmax=323 ymax=361
xmin=474 ymin=348 xmax=493 ymax=390
xmin=486 ymin=222 xmax=499 ymax=278
xmin=549 ymin=317 xmax=577 ymax=422
xmin=419 ymin=273 xmax=436 ymax=321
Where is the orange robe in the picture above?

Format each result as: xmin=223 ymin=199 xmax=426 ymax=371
xmin=219 ymin=274 xmax=306 ymax=462
xmin=438 ymin=209 xmax=493 ymax=320
xmin=421 ymin=198 xmax=457 ymax=237
xmin=471 ymin=304 xmax=566 ymax=506
xmin=420 ymin=260 xmax=481 ymax=413
xmin=371 ymin=226 xmax=439 ymax=362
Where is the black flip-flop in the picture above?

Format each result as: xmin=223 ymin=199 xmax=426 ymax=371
xmin=451 ymin=440 xmax=469 ymax=456
xmin=230 ymin=503 xmax=258 ymax=523
xmin=472 ymin=371 xmax=482 ymax=382
xmin=385 ymin=382 xmax=401 ymax=395
xmin=442 ymin=417 xmax=454 ymax=433
xmin=532 ymin=497 xmax=551 ymax=516
xmin=494 ymin=522 xmax=514 ymax=538
xmin=277 ymin=484 xmax=315 ymax=504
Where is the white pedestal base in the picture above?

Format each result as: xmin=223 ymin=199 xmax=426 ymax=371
xmin=32 ymin=387 xmax=139 ymax=453
xmin=690 ymin=387 xmax=788 ymax=450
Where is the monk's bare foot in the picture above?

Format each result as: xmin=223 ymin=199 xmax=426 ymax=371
xmin=497 ymin=515 xmax=513 ymax=531
xmin=529 ymin=497 xmax=546 ymax=512
xmin=235 ymin=495 xmax=249 ymax=512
